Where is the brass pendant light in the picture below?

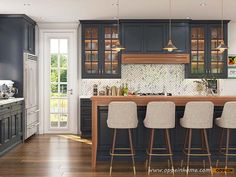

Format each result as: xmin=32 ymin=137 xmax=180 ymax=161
xmin=112 ymin=0 xmax=125 ymax=52
xmin=216 ymin=0 xmax=228 ymax=52
xmin=163 ymin=0 xmax=177 ymax=52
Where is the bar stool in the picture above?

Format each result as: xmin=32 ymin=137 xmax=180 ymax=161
xmin=107 ymin=101 xmax=138 ymax=174
xmin=144 ymin=102 xmax=176 ymax=174
xmin=215 ymin=102 xmax=236 ymax=170
xmin=180 ymin=101 xmax=214 ymax=174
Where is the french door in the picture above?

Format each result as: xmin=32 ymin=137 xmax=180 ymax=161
xmin=43 ymin=32 xmax=77 ymax=133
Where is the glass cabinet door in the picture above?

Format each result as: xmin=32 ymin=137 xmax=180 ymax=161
xmin=103 ymin=25 xmax=120 ymax=75
xmin=209 ymin=26 xmax=225 ymax=76
xmin=190 ymin=26 xmax=206 ymax=76
xmin=83 ymin=26 xmax=99 ymax=75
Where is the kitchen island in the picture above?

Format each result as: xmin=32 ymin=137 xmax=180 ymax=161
xmin=91 ymin=96 xmax=236 ymax=168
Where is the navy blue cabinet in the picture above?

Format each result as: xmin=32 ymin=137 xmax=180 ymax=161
xmin=122 ymin=20 xmax=189 ymax=54
xmin=122 ymin=24 xmax=143 ymax=53
xmin=80 ymin=98 xmax=91 ymax=138
xmin=0 ymin=101 xmax=24 ymax=155
xmin=0 ymin=15 xmax=36 ymax=97
xmin=144 ymin=24 xmax=166 ymax=53
xmin=81 ymin=21 xmax=121 ymax=79
xmin=171 ymin=23 xmax=190 ymax=53
xmin=186 ymin=21 xmax=229 ymax=79
xmin=25 ymin=22 xmax=35 ymax=54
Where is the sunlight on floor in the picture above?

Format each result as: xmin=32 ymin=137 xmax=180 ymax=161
xmin=58 ymin=135 xmax=92 ymax=145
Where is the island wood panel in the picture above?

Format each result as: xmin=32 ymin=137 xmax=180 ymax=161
xmin=91 ymin=96 xmax=236 ymax=168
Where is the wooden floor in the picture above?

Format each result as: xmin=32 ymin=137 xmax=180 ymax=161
xmin=0 ymin=135 xmax=235 ymax=177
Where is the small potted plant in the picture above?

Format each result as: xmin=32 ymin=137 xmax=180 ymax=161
xmin=194 ymin=76 xmax=217 ymax=96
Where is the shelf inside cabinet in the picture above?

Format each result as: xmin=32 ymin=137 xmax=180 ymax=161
xmin=191 ymin=37 xmax=205 ymax=40
xmin=85 ymin=50 xmax=98 ymax=53
xmin=192 ymin=61 xmax=204 ymax=65
xmin=85 ymin=61 xmax=118 ymax=65
xmin=191 ymin=39 xmax=205 ymax=42
xmin=191 ymin=50 xmax=205 ymax=53
xmin=85 ymin=39 xmax=98 ymax=42
xmin=104 ymin=38 xmax=119 ymax=40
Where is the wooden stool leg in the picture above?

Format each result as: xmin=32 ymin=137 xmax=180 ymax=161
xmin=200 ymin=129 xmax=206 ymax=151
xmin=146 ymin=128 xmax=153 ymax=169
xmin=203 ymin=129 xmax=212 ymax=173
xmin=110 ymin=129 xmax=117 ymax=175
xmin=186 ymin=129 xmax=192 ymax=174
xmin=184 ymin=129 xmax=189 ymax=150
xmin=225 ymin=128 xmax=230 ymax=170
xmin=219 ymin=128 xmax=225 ymax=153
xmin=165 ymin=129 xmax=174 ymax=173
xmin=148 ymin=129 xmax=154 ymax=175
xmin=128 ymin=129 xmax=136 ymax=175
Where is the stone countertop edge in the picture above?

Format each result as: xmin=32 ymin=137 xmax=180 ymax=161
xmin=0 ymin=98 xmax=24 ymax=106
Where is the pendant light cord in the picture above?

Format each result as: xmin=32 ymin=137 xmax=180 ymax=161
xmin=169 ymin=0 xmax=172 ymax=40
xmin=221 ymin=0 xmax=224 ymax=41
xmin=117 ymin=0 xmax=120 ymax=37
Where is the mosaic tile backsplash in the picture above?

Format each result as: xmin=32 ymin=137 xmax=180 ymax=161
xmin=80 ymin=64 xmax=199 ymax=96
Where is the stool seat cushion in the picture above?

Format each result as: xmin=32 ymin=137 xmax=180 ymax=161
xmin=107 ymin=101 xmax=138 ymax=129
xmin=180 ymin=102 xmax=214 ymax=129
xmin=215 ymin=101 xmax=236 ymax=129
xmin=144 ymin=102 xmax=175 ymax=129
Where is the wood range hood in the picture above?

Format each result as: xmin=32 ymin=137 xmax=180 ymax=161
xmin=122 ymin=53 xmax=190 ymax=64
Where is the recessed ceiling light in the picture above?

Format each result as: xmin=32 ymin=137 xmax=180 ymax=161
xmin=24 ymin=3 xmax=31 ymax=6
xmin=200 ymin=2 xmax=207 ymax=7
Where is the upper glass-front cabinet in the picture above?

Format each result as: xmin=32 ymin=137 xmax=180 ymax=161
xmin=209 ymin=25 xmax=226 ymax=76
xmin=82 ymin=23 xmax=121 ymax=79
xmin=104 ymin=26 xmax=119 ymax=75
xmin=190 ymin=26 xmax=206 ymax=76
xmin=186 ymin=23 xmax=228 ymax=79
xmin=83 ymin=25 xmax=99 ymax=76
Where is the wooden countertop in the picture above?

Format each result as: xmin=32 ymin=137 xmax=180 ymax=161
xmin=90 ymin=95 xmax=236 ymax=169
xmin=91 ymin=95 xmax=236 ymax=106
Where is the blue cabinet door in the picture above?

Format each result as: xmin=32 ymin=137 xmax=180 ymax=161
xmin=122 ymin=24 xmax=143 ymax=53
xmin=143 ymin=24 xmax=167 ymax=53
xmin=169 ymin=23 xmax=190 ymax=53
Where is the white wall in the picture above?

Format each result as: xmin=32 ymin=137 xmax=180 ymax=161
xmin=219 ymin=22 xmax=236 ymax=95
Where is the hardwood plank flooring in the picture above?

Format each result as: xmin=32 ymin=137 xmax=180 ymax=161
xmin=0 ymin=135 xmax=235 ymax=177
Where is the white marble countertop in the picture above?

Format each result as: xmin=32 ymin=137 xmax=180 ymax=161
xmin=0 ymin=98 xmax=24 ymax=106
xmin=80 ymin=95 xmax=91 ymax=99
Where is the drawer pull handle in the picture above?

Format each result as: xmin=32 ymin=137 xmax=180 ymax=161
xmin=34 ymin=110 xmax=40 ymax=113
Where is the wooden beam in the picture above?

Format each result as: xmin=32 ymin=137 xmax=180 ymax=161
xmin=122 ymin=54 xmax=190 ymax=64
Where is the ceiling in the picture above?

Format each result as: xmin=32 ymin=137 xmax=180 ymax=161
xmin=0 ymin=0 xmax=236 ymax=22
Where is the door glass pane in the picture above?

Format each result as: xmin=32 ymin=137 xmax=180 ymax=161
xmin=60 ymin=55 xmax=68 ymax=68
xmin=50 ymin=39 xmax=69 ymax=129
xmin=51 ymin=54 xmax=58 ymax=68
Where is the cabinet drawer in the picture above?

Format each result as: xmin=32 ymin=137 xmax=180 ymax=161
xmin=11 ymin=101 xmax=23 ymax=111
xmin=0 ymin=104 xmax=11 ymax=116
xmin=26 ymin=122 xmax=38 ymax=138
xmin=26 ymin=107 xmax=39 ymax=126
